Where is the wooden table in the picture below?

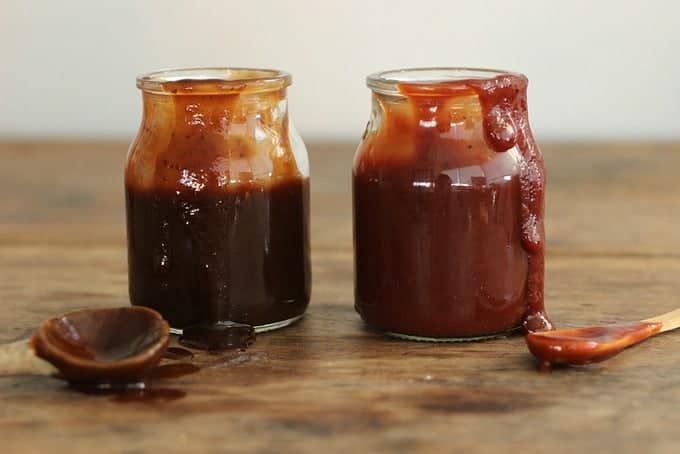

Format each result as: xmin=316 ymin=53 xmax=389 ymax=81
xmin=1 ymin=141 xmax=679 ymax=453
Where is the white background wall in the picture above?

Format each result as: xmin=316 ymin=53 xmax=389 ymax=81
xmin=1 ymin=0 xmax=678 ymax=141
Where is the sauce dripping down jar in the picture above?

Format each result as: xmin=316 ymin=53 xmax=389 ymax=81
xmin=352 ymin=67 xmax=552 ymax=341
xmin=126 ymin=68 xmax=311 ymax=333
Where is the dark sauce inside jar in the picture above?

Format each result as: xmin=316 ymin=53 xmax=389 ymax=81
xmin=354 ymin=166 xmax=527 ymax=338
xmin=126 ymin=178 xmax=309 ymax=329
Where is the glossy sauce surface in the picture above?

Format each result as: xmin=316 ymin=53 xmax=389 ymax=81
xmin=353 ymin=72 xmax=551 ymax=338
xmin=127 ymin=179 xmax=310 ymax=329
xmin=72 ymin=361 xmax=200 ymax=403
xmin=126 ymin=74 xmax=310 ymax=331
xmin=31 ymin=307 xmax=168 ymax=384
xmin=526 ymin=321 xmax=662 ymax=367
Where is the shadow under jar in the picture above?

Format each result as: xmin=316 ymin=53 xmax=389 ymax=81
xmin=353 ymin=68 xmax=553 ymax=341
xmin=126 ymin=68 xmax=310 ymax=333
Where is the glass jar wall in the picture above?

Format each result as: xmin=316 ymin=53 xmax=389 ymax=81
xmin=126 ymin=68 xmax=310 ymax=333
xmin=353 ymin=68 xmax=552 ymax=341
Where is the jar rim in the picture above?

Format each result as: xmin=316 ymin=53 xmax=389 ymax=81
xmin=137 ymin=67 xmax=292 ymax=95
xmin=366 ymin=67 xmax=526 ymax=96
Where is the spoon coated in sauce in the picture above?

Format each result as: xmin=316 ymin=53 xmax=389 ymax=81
xmin=0 ymin=307 xmax=169 ymax=385
xmin=526 ymin=321 xmax=661 ymax=366
xmin=526 ymin=308 xmax=680 ymax=367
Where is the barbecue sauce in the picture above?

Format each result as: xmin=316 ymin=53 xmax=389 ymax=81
xmin=353 ymin=71 xmax=551 ymax=339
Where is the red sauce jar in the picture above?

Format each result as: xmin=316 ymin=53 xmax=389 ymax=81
xmin=353 ymin=68 xmax=552 ymax=341
xmin=126 ymin=68 xmax=310 ymax=333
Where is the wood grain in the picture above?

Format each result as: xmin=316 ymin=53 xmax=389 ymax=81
xmin=1 ymin=140 xmax=679 ymax=453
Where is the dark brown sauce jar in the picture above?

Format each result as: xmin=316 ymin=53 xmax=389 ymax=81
xmin=126 ymin=68 xmax=310 ymax=333
xmin=353 ymin=68 xmax=551 ymax=341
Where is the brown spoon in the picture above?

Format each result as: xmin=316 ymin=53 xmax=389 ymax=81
xmin=526 ymin=308 xmax=680 ymax=367
xmin=0 ymin=307 xmax=169 ymax=385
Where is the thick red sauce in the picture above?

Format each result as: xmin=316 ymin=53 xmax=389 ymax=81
xmin=467 ymin=76 xmax=551 ymax=333
xmin=353 ymin=73 xmax=552 ymax=339
xmin=526 ymin=321 xmax=662 ymax=367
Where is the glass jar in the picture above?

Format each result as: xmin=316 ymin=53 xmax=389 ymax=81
xmin=126 ymin=68 xmax=310 ymax=333
xmin=353 ymin=68 xmax=552 ymax=341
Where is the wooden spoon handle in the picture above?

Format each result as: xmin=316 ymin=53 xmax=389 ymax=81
xmin=0 ymin=340 xmax=56 ymax=376
xmin=643 ymin=308 xmax=680 ymax=333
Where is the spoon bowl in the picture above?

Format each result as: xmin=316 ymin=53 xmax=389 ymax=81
xmin=526 ymin=308 xmax=680 ymax=368
xmin=30 ymin=307 xmax=169 ymax=384
xmin=526 ymin=321 xmax=661 ymax=366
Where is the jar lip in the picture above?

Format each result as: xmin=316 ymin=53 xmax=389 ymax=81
xmin=137 ymin=67 xmax=292 ymax=95
xmin=366 ymin=67 xmax=526 ymax=96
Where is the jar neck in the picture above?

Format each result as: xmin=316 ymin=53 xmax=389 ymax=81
xmin=367 ymin=76 xmax=530 ymax=154
xmin=140 ymin=89 xmax=289 ymax=136
xmin=371 ymin=90 xmax=483 ymax=122
xmin=367 ymin=91 xmax=487 ymax=151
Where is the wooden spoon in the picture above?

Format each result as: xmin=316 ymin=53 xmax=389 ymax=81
xmin=0 ymin=307 xmax=169 ymax=385
xmin=526 ymin=308 xmax=680 ymax=367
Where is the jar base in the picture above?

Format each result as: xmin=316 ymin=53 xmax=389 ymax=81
xmin=169 ymin=314 xmax=304 ymax=336
xmin=379 ymin=326 xmax=521 ymax=343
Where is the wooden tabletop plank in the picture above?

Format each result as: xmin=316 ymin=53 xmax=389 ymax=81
xmin=1 ymin=141 xmax=679 ymax=453
xmin=1 ymin=141 xmax=679 ymax=255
